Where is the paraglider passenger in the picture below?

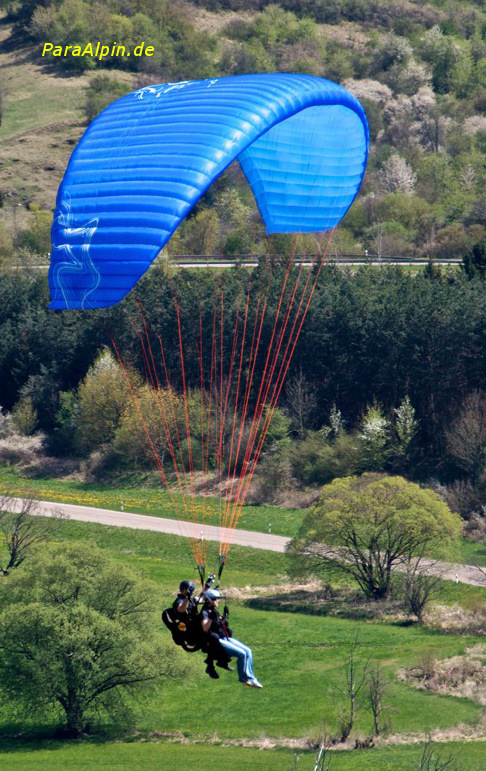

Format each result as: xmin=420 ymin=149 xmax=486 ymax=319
xmin=201 ymin=590 xmax=263 ymax=688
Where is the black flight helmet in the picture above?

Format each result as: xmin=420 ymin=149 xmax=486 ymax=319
xmin=179 ymin=579 xmax=195 ymax=595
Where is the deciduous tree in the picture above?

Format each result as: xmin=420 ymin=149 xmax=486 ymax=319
xmin=0 ymin=542 xmax=183 ymax=736
xmin=288 ymin=474 xmax=462 ymax=599
xmin=358 ymin=405 xmax=390 ymax=471
xmin=76 ymin=349 xmax=140 ymax=455
xmin=446 ymin=390 xmax=486 ymax=483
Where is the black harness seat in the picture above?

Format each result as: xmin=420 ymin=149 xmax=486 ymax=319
xmin=161 ymin=596 xmax=205 ymax=653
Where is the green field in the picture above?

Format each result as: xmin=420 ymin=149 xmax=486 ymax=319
xmin=0 ymin=465 xmax=304 ymax=537
xmin=1 ymin=515 xmax=485 ymax=770
xmin=1 ymin=464 xmax=486 ymax=567
xmin=1 ymin=741 xmax=486 ymax=771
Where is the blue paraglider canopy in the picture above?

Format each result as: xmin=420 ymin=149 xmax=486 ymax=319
xmin=49 ymin=73 xmax=369 ymax=310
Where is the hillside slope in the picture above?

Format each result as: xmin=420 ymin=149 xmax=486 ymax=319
xmin=0 ymin=18 xmax=137 ymax=222
xmin=1 ymin=0 xmax=486 ymax=260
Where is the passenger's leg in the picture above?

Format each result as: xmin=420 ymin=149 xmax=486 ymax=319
xmin=219 ymin=637 xmax=257 ymax=683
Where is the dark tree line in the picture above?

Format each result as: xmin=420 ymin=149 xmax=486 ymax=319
xmin=3 ymin=262 xmax=486 ymax=479
xmin=296 ymin=264 xmax=486 ymax=459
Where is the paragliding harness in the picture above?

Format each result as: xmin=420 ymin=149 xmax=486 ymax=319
xmin=161 ymin=597 xmax=202 ymax=653
xmin=162 ymin=559 xmax=228 ymax=652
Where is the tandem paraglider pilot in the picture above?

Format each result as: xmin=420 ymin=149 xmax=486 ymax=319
xmin=162 ymin=579 xmax=262 ymax=688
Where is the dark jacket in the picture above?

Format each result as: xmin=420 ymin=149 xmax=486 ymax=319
xmin=201 ymin=605 xmax=227 ymax=639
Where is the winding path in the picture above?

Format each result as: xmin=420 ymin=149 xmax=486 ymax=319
xmin=6 ymin=497 xmax=486 ymax=587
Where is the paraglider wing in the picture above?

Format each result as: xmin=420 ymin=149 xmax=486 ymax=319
xmin=49 ymin=74 xmax=369 ymax=310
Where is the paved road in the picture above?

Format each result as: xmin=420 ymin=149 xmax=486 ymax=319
xmin=26 ymin=259 xmax=462 ymax=271
xmin=175 ymin=260 xmax=462 ymax=269
xmin=5 ymin=497 xmax=486 ymax=586
xmin=6 ymin=497 xmax=288 ymax=553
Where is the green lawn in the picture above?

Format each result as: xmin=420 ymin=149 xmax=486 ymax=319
xmin=50 ymin=518 xmax=288 ymax=586
xmin=456 ymin=537 xmax=486 ymax=568
xmin=0 ymin=740 xmax=485 ymax=771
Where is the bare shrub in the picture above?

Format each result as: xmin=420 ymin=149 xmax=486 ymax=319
xmin=436 ymin=479 xmax=482 ymax=521
xmin=446 ymin=391 xmax=486 ymax=483
xmin=313 ymin=743 xmax=332 ymax=770
xmin=0 ymin=406 xmax=14 ymax=439
xmin=401 ymin=647 xmax=486 ymax=706
xmin=419 ymin=651 xmax=438 ymax=681
xmin=367 ymin=663 xmax=391 ymax=736
xmin=335 ymin=635 xmax=369 ymax=742
xmin=81 ymin=448 xmax=120 ymax=483
xmin=251 ymin=451 xmax=294 ymax=505
xmin=285 ymin=370 xmax=317 ymax=439
xmin=404 ymin=559 xmax=443 ymax=623
xmin=278 ymin=487 xmax=322 ymax=509
xmin=246 ymin=479 xmax=321 ymax=509
xmin=21 ymin=455 xmax=80 ymax=479
xmin=0 ymin=494 xmax=66 ymax=575
xmin=426 ymin=603 xmax=486 ymax=636
xmin=466 ymin=512 xmax=486 ymax=542
xmin=418 ymin=741 xmax=463 ymax=771
xmin=285 ymin=754 xmax=301 ymax=771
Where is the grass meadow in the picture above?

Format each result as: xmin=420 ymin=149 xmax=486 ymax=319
xmin=0 ymin=514 xmax=485 ymax=770
xmin=1 ymin=741 xmax=486 ymax=771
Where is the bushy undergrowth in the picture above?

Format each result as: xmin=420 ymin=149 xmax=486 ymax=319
xmin=0 ymin=432 xmax=45 ymax=466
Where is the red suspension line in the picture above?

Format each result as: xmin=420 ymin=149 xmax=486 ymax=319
xmin=138 ymin=315 xmax=187 ymax=491
xmin=217 ymin=293 xmax=241 ymax=544
xmin=124 ymin=306 xmax=199 ymax=546
xmin=223 ymin=256 xmax=299 ymax=533
xmin=234 ymin=247 xmax=302 ymax=477
xmin=222 ymin=288 xmax=268 ymax=529
xmin=205 ymin=295 xmax=218 ymax=484
xmin=111 ymin=336 xmax=202 ymax=564
xmin=139 ymin=300 xmax=202 ymax=561
xmin=227 ymin=260 xmax=304 ymax=524
xmin=228 ymin=239 xmax=335 ymax=538
xmin=219 ymin=278 xmax=256 ymax=541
